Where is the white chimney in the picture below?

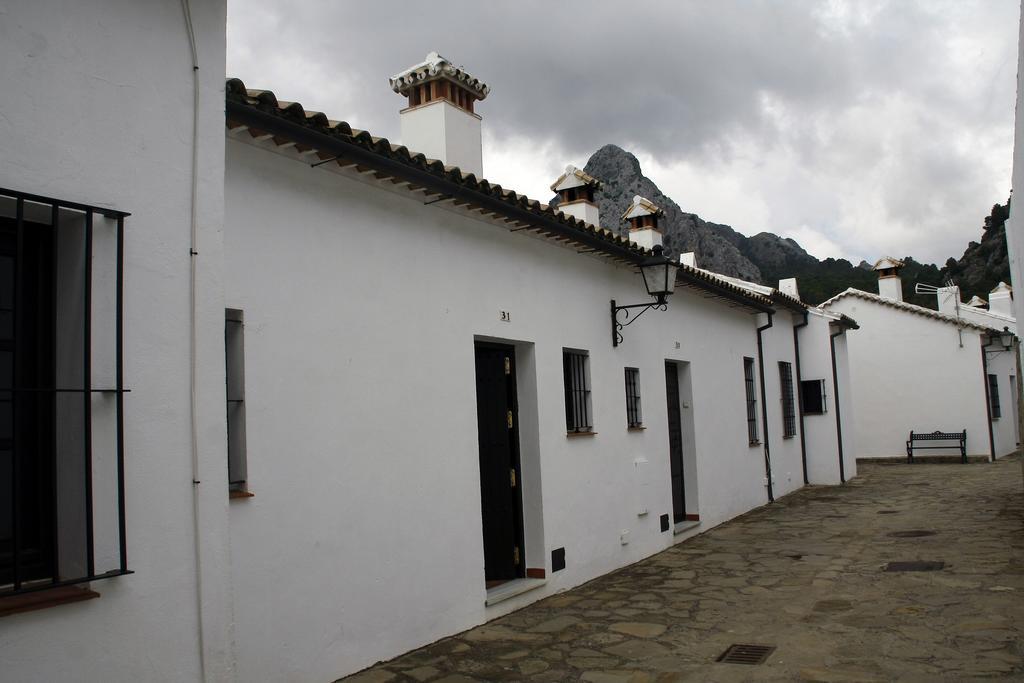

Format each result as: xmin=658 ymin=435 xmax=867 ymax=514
xmin=778 ymin=277 xmax=800 ymax=301
xmin=988 ymin=282 xmax=1014 ymax=317
xmin=936 ymin=285 xmax=961 ymax=315
xmin=966 ymin=295 xmax=988 ymax=308
xmin=551 ymin=165 xmax=601 ymax=227
xmin=623 ymin=196 xmax=663 ymax=250
xmin=873 ymin=256 xmax=904 ymax=302
xmin=679 ymin=252 xmax=697 ymax=268
xmin=389 ymin=52 xmax=489 ymax=177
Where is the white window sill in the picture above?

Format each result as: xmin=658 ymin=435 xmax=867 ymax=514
xmin=673 ymin=520 xmax=701 ymax=536
xmin=485 ymin=578 xmax=547 ymax=606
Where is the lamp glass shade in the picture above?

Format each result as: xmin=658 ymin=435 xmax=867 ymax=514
xmin=639 ymin=247 xmax=677 ymax=299
xmin=1001 ymin=332 xmax=1014 ymax=349
xmin=664 ymin=263 xmax=678 ymax=294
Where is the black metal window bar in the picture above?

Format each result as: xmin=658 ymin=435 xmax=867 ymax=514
xmin=0 ymin=187 xmax=130 ymax=598
xmin=624 ymin=367 xmax=642 ymax=428
xmin=779 ymin=361 xmax=796 ymax=438
xmin=988 ymin=374 xmax=1001 ymax=419
xmin=225 ymin=309 xmax=247 ymax=491
xmin=563 ymin=350 xmax=592 ymax=432
xmin=744 ymin=357 xmax=758 ymax=444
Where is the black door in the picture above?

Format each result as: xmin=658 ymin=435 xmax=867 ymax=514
xmin=474 ymin=343 xmax=523 ymax=584
xmin=665 ymin=362 xmax=686 ymax=524
xmin=0 ymin=217 xmax=56 ymax=586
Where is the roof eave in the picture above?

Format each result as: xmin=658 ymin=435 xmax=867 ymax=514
xmin=225 ymin=97 xmax=647 ymax=266
xmin=676 ymin=267 xmax=774 ymax=313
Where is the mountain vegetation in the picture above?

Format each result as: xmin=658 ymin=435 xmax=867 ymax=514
xmin=561 ymin=144 xmax=1010 ymax=308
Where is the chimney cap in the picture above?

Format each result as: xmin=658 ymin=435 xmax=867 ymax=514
xmin=622 ymin=195 xmax=663 ymax=220
xmin=967 ymin=295 xmax=988 ymax=307
xmin=872 ymin=256 xmax=904 ymax=271
xmin=990 ymin=281 xmax=1012 ymax=295
xmin=550 ymin=165 xmax=602 ymax=193
xmin=389 ymin=51 xmax=490 ymax=100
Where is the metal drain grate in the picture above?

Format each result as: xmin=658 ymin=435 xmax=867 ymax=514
xmin=717 ymin=643 xmax=776 ymax=665
xmin=877 ymin=510 xmax=900 ymax=515
xmin=887 ymin=530 xmax=936 ymax=538
xmin=885 ymin=561 xmax=944 ymax=572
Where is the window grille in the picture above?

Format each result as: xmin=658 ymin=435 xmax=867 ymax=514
xmin=744 ymin=357 xmax=758 ymax=444
xmin=563 ymin=350 xmax=592 ymax=432
xmin=779 ymin=362 xmax=796 ymax=438
xmin=0 ymin=187 xmax=130 ymax=597
xmin=225 ymin=309 xmax=247 ymax=490
xmin=624 ymin=367 xmax=642 ymax=427
xmin=988 ymin=374 xmax=1001 ymax=419
xmin=800 ymin=379 xmax=827 ymax=415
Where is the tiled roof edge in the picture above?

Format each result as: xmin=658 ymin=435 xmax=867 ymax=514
xmin=820 ymin=288 xmax=997 ymax=332
xmin=676 ymin=264 xmax=774 ymax=312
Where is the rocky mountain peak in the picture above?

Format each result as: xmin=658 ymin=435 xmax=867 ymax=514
xmin=553 ymin=145 xmax=1009 ymax=306
xmin=557 ymin=144 xmax=764 ymax=282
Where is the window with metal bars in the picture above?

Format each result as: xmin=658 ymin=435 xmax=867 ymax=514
xmin=988 ymin=373 xmax=1001 ymax=419
xmin=624 ymin=367 xmax=642 ymax=428
xmin=563 ymin=350 xmax=592 ymax=432
xmin=779 ymin=361 xmax=796 ymax=438
xmin=0 ymin=187 xmax=130 ymax=598
xmin=225 ymin=309 xmax=248 ymax=491
xmin=744 ymin=357 xmax=758 ymax=444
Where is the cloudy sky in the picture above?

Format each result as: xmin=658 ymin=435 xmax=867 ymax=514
xmin=227 ymin=1 xmax=1020 ymax=265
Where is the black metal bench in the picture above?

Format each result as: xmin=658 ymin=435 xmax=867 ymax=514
xmin=906 ymin=430 xmax=967 ymax=463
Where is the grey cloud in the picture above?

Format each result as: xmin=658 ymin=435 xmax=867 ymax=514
xmin=227 ymin=0 xmax=1019 ymax=263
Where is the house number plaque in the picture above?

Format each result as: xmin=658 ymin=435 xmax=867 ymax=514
xmin=499 ymin=311 xmax=511 ymax=322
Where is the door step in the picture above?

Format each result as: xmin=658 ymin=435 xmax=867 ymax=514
xmin=485 ymin=578 xmax=546 ymax=606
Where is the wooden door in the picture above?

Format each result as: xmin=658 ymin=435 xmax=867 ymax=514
xmin=474 ymin=343 xmax=523 ymax=584
xmin=665 ymin=362 xmax=686 ymax=524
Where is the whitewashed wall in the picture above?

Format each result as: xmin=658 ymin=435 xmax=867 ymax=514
xmin=797 ymin=311 xmax=856 ymax=484
xmin=756 ymin=311 xmax=805 ymax=499
xmin=223 ymin=136 xmax=782 ymax=681
xmin=824 ymin=297 xmax=997 ymax=459
xmin=0 ymin=1 xmax=232 ymax=682
xmin=986 ymin=340 xmax=1018 ymax=456
xmin=833 ymin=331 xmax=859 ymax=477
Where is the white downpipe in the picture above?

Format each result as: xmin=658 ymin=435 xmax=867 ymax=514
xmin=179 ymin=0 xmax=207 ymax=680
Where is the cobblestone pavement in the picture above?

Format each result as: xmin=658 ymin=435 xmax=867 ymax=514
xmin=341 ymin=456 xmax=1024 ymax=682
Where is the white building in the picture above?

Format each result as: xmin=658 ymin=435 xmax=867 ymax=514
xmin=222 ymin=76 xmax=859 ymax=675
xmin=821 ymin=259 xmax=1018 ymax=461
xmin=1009 ymin=5 xmax=1024 ymax=338
xmin=0 ymin=1 xmax=235 ymax=680
xmin=0 ymin=6 xmax=861 ymax=681
xmin=677 ymin=259 xmax=859 ymax=488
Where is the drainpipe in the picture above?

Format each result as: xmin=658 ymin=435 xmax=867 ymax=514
xmin=793 ymin=312 xmax=810 ymax=486
xmin=980 ymin=336 xmax=996 ymax=463
xmin=179 ymin=1 xmax=207 ymax=680
xmin=756 ymin=313 xmax=774 ymax=502
xmin=829 ymin=324 xmax=847 ymax=483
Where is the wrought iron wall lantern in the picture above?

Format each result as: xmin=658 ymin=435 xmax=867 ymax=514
xmin=984 ymin=326 xmax=1016 ymax=354
xmin=611 ymin=245 xmax=679 ymax=347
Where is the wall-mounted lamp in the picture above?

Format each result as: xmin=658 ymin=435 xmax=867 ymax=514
xmin=611 ymin=245 xmax=679 ymax=347
xmin=999 ymin=327 xmax=1015 ymax=350
xmin=984 ymin=326 xmax=1016 ymax=354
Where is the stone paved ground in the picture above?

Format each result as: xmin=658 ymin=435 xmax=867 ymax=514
xmin=341 ymin=456 xmax=1024 ymax=682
